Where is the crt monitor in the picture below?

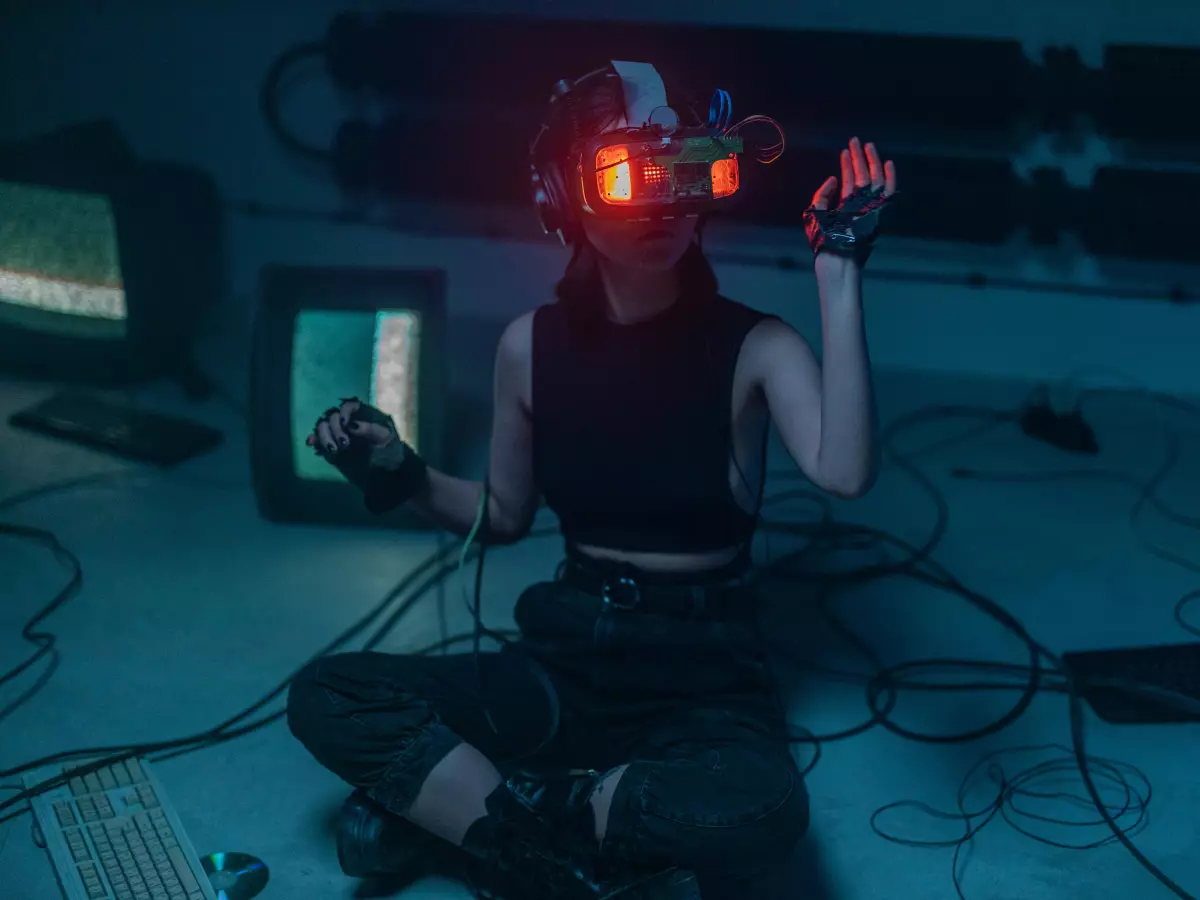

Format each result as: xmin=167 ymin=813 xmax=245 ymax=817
xmin=0 ymin=125 xmax=221 ymax=384
xmin=250 ymin=266 xmax=448 ymax=529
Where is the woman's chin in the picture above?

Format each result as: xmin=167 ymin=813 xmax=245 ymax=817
xmin=631 ymin=243 xmax=687 ymax=271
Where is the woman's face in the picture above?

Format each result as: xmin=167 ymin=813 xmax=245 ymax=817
xmin=580 ymin=214 xmax=698 ymax=272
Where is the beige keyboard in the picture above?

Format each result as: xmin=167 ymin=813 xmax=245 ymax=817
xmin=26 ymin=757 xmax=216 ymax=900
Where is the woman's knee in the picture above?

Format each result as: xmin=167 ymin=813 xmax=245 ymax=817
xmin=285 ymin=655 xmax=335 ymax=746
xmin=285 ymin=651 xmax=431 ymax=749
xmin=626 ymin=746 xmax=809 ymax=870
xmin=766 ymin=771 xmax=810 ymax=858
xmin=708 ymin=754 xmax=808 ymax=866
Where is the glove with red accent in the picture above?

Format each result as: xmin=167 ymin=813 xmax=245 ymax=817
xmin=803 ymin=137 xmax=898 ymax=267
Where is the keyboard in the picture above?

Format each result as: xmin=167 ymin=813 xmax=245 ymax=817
xmin=25 ymin=757 xmax=216 ymax=900
xmin=8 ymin=393 xmax=224 ymax=466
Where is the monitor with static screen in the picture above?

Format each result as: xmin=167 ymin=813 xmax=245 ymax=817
xmin=0 ymin=123 xmax=221 ymax=384
xmin=250 ymin=266 xmax=447 ymax=528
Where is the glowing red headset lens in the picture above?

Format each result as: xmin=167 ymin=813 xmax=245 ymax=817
xmin=588 ymin=143 xmax=742 ymax=209
xmin=711 ymin=156 xmax=740 ymax=199
xmin=595 ymin=145 xmax=633 ymax=203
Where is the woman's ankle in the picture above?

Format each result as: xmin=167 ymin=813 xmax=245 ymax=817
xmin=404 ymin=742 xmax=503 ymax=846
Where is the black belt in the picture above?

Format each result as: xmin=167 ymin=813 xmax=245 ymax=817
xmin=559 ymin=557 xmax=756 ymax=620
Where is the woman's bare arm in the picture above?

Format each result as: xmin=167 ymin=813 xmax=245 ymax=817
xmin=407 ymin=313 xmax=537 ymax=543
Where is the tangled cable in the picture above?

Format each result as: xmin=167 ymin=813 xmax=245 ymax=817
xmin=2 ymin=389 xmax=1199 ymax=899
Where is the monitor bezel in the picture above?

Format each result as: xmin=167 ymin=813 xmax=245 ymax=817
xmin=251 ymin=265 xmax=448 ymax=530
xmin=0 ymin=146 xmax=221 ymax=384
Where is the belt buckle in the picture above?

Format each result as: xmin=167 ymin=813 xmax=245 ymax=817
xmin=601 ymin=576 xmax=640 ymax=610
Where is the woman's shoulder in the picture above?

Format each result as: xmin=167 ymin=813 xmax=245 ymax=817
xmin=498 ymin=310 xmax=537 ymax=364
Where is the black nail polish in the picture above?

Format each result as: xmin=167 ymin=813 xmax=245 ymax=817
xmin=326 ymin=443 xmax=336 ymax=453
xmin=339 ymin=437 xmax=349 ymax=447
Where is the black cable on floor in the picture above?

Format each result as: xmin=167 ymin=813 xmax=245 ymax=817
xmin=3 ymin=393 xmax=1199 ymax=899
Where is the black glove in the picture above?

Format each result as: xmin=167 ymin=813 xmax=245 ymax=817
xmin=803 ymin=184 xmax=894 ymax=266
xmin=315 ymin=400 xmax=428 ymax=514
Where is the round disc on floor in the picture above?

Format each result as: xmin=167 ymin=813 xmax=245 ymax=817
xmin=199 ymin=851 xmax=270 ymax=900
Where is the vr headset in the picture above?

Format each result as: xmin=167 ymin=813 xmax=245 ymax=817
xmin=530 ymin=60 xmax=783 ymax=244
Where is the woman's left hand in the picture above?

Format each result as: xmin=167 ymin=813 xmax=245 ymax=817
xmin=804 ymin=137 xmax=898 ymax=267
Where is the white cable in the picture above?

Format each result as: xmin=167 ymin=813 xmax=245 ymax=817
xmin=459 ymin=483 xmax=488 ymax=615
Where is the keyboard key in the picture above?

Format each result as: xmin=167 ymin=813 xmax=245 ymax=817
xmin=78 ymin=861 xmax=107 ymax=898
xmin=137 ymin=784 xmax=160 ymax=809
xmin=43 ymin=758 xmax=213 ymax=900
xmin=166 ymin=846 xmax=201 ymax=894
xmin=54 ymin=801 xmax=77 ymax=826
xmin=66 ymin=829 xmax=91 ymax=862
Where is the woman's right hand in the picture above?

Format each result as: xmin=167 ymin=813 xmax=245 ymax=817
xmin=306 ymin=398 xmax=395 ymax=460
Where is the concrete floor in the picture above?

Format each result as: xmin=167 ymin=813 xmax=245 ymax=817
xmin=2 ymin=332 xmax=1200 ymax=900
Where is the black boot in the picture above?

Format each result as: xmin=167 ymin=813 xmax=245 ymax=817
xmin=462 ymin=773 xmax=701 ymax=900
xmin=336 ymin=790 xmax=467 ymax=881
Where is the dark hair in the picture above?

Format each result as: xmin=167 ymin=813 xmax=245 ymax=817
xmin=547 ymin=66 xmax=720 ymax=315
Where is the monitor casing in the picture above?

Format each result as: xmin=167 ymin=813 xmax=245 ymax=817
xmin=0 ymin=124 xmax=222 ymax=384
xmin=250 ymin=265 xmax=448 ymax=530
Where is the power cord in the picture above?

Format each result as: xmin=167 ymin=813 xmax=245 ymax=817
xmin=0 ymin=533 xmax=514 ymax=821
xmin=870 ymin=742 xmax=1152 ymax=899
xmin=830 ymin=386 xmax=1200 ymax=900
xmin=1175 ymin=591 xmax=1200 ymax=638
xmin=455 ymin=392 xmax=1200 ymax=899
xmin=0 ymin=523 xmax=77 ymax=728
xmin=0 ymin=469 xmax=245 ymax=727
xmin=954 ymin=385 xmax=1200 ymax=647
xmin=2 ymin=390 xmax=1199 ymax=898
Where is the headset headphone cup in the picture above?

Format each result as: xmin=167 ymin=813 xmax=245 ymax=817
xmin=530 ymin=153 xmax=574 ymax=245
xmin=530 ymin=67 xmax=620 ymax=246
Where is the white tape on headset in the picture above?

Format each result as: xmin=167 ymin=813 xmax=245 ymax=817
xmin=610 ymin=60 xmax=669 ymax=129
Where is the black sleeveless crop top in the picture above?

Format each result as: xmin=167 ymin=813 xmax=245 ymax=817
xmin=531 ymin=292 xmax=773 ymax=553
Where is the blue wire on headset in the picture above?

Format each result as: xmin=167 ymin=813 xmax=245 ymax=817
xmin=707 ymin=89 xmax=732 ymax=134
